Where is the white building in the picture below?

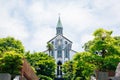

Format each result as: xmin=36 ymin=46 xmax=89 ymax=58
xmin=45 ymin=16 xmax=77 ymax=78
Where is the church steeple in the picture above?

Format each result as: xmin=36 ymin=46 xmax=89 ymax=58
xmin=56 ymin=16 xmax=63 ymax=35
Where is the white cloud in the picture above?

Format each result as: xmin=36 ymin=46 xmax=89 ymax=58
xmin=0 ymin=0 xmax=120 ymax=52
xmin=0 ymin=1 xmax=29 ymax=42
xmin=80 ymin=34 xmax=94 ymax=44
xmin=27 ymin=26 xmax=55 ymax=51
xmin=0 ymin=18 xmax=29 ymax=41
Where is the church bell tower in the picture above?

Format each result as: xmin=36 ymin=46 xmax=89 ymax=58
xmin=56 ymin=16 xmax=63 ymax=35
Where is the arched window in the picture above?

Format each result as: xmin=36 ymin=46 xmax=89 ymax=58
xmin=51 ymin=50 xmax=54 ymax=57
xmin=65 ymin=49 xmax=69 ymax=58
xmin=57 ymin=50 xmax=62 ymax=58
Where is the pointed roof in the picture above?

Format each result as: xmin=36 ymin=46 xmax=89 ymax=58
xmin=48 ymin=35 xmax=72 ymax=43
xmin=57 ymin=16 xmax=63 ymax=28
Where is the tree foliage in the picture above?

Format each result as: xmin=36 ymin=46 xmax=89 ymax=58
xmin=62 ymin=61 xmax=74 ymax=80
xmin=25 ymin=52 xmax=56 ymax=78
xmin=63 ymin=52 xmax=97 ymax=80
xmin=0 ymin=37 xmax=25 ymax=54
xmin=84 ymin=28 xmax=120 ymax=56
xmin=103 ymin=55 xmax=120 ymax=71
xmin=0 ymin=37 xmax=24 ymax=76
xmin=114 ymin=36 xmax=120 ymax=47
xmin=38 ymin=75 xmax=52 ymax=80
xmin=46 ymin=42 xmax=54 ymax=56
xmin=0 ymin=51 xmax=23 ymax=74
xmin=73 ymin=52 xmax=97 ymax=80
xmin=83 ymin=28 xmax=120 ymax=71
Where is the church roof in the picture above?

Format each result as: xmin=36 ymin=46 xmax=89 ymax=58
xmin=57 ymin=16 xmax=63 ymax=28
xmin=48 ymin=35 xmax=72 ymax=43
xmin=71 ymin=49 xmax=78 ymax=53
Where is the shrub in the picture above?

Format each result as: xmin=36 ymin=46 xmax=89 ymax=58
xmin=38 ymin=75 xmax=52 ymax=80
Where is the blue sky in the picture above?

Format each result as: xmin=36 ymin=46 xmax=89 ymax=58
xmin=0 ymin=0 xmax=120 ymax=52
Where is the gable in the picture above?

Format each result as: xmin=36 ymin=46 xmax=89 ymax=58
xmin=48 ymin=35 xmax=72 ymax=43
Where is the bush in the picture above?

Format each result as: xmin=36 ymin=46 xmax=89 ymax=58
xmin=75 ymin=77 xmax=81 ymax=80
xmin=38 ymin=75 xmax=52 ymax=80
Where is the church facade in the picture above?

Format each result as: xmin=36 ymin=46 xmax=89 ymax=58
xmin=45 ymin=16 xmax=76 ymax=78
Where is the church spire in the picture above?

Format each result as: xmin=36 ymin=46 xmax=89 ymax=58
xmin=57 ymin=15 xmax=63 ymax=28
xmin=56 ymin=15 xmax=63 ymax=35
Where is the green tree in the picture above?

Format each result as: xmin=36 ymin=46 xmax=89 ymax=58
xmin=25 ymin=52 xmax=56 ymax=79
xmin=0 ymin=37 xmax=25 ymax=54
xmin=73 ymin=52 xmax=97 ymax=80
xmin=62 ymin=61 xmax=74 ymax=80
xmin=100 ymin=55 xmax=120 ymax=71
xmin=114 ymin=36 xmax=120 ymax=47
xmin=83 ymin=28 xmax=120 ymax=71
xmin=63 ymin=52 xmax=96 ymax=80
xmin=84 ymin=28 xmax=120 ymax=56
xmin=0 ymin=51 xmax=23 ymax=74
xmin=83 ymin=40 xmax=93 ymax=52
xmin=46 ymin=42 xmax=53 ymax=56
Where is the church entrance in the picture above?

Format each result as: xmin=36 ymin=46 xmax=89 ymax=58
xmin=57 ymin=61 xmax=62 ymax=78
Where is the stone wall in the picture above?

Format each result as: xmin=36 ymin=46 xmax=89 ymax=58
xmin=114 ymin=63 xmax=120 ymax=80
xmin=0 ymin=73 xmax=11 ymax=80
xmin=96 ymin=71 xmax=115 ymax=80
xmin=96 ymin=71 xmax=108 ymax=80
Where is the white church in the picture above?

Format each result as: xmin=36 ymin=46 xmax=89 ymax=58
xmin=45 ymin=16 xmax=77 ymax=78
